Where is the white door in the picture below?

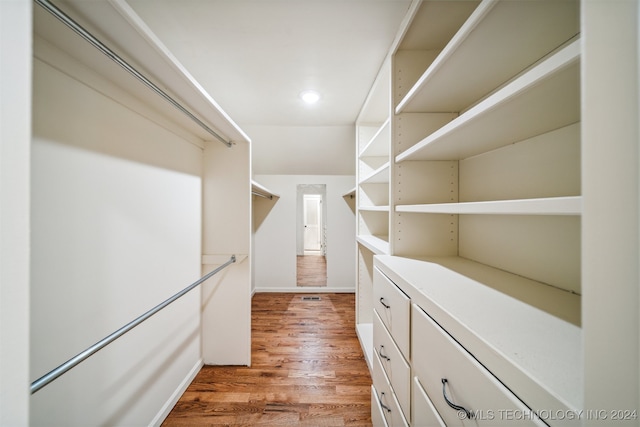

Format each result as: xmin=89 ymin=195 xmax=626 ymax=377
xmin=303 ymin=195 xmax=322 ymax=252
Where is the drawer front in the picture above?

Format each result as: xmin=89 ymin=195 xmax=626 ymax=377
xmin=412 ymin=304 xmax=546 ymax=427
xmin=373 ymin=309 xmax=410 ymax=420
xmin=371 ymin=385 xmax=389 ymax=427
xmin=413 ymin=376 xmax=447 ymax=427
xmin=373 ymin=267 xmax=410 ymax=359
xmin=372 ymin=349 xmax=409 ymax=427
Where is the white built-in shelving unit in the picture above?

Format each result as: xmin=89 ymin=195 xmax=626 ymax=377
xmin=355 ymin=59 xmax=392 ymax=367
xmin=390 ymin=0 xmax=581 ymax=301
xmin=356 ymin=0 xmax=597 ymax=425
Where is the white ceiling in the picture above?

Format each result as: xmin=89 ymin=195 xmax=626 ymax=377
xmin=125 ymin=0 xmax=412 ymax=128
xmin=45 ymin=0 xmax=412 ymax=175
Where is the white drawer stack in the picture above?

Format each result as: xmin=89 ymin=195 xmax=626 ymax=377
xmin=412 ymin=304 xmax=546 ymax=426
xmin=370 ymin=255 xmax=582 ymax=427
xmin=371 ymin=265 xmax=548 ymax=426
xmin=371 ymin=267 xmax=410 ymax=426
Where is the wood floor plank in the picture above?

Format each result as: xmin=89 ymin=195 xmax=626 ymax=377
xmin=297 ymin=255 xmax=327 ymax=286
xmin=162 ymin=293 xmax=372 ymax=426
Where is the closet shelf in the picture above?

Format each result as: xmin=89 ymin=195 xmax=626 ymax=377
xmin=359 ymin=119 xmax=390 ymax=158
xmin=375 ymin=255 xmax=582 ymax=413
xmin=395 ymin=1 xmax=480 ymax=57
xmin=251 ymin=180 xmax=279 ymax=200
xmin=359 ymin=162 xmax=390 ymax=185
xmin=356 ymin=235 xmax=389 ymax=255
xmin=396 ymin=196 xmax=581 ymax=216
xmin=359 ymin=206 xmax=390 ymax=213
xmin=34 ymin=0 xmax=250 ymax=145
xmin=396 ymin=39 xmax=580 ymax=162
xmin=396 ymin=0 xmax=579 ymax=114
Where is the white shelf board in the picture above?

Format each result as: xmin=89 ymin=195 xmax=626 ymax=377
xmin=251 ymin=180 xmax=280 ymax=200
xmin=356 ymin=235 xmax=390 ymax=255
xmin=34 ymin=0 xmax=250 ymax=144
xmin=396 ymin=196 xmax=581 ymax=216
xmin=397 ymin=39 xmax=580 ymax=162
xmin=359 ymin=206 xmax=390 ymax=213
xmin=359 ymin=162 xmax=390 ymax=185
xmin=397 ymin=0 xmax=579 ymax=114
xmin=356 ymin=323 xmax=373 ymax=371
xmin=359 ymin=118 xmax=391 ymax=158
xmin=396 ymin=0 xmax=481 ymax=52
xmin=374 ymin=255 xmax=582 ymax=413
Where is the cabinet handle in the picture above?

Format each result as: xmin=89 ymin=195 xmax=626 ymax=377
xmin=378 ymin=345 xmax=390 ymax=361
xmin=379 ymin=297 xmax=390 ymax=309
xmin=441 ymin=378 xmax=473 ymax=419
xmin=379 ymin=392 xmax=392 ymax=413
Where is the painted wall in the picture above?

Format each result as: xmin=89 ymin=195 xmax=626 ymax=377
xmin=201 ymin=140 xmax=252 ymax=366
xmin=246 ymin=125 xmax=355 ymax=175
xmin=253 ymin=175 xmax=355 ymax=292
xmin=30 ymin=43 xmax=203 ymax=426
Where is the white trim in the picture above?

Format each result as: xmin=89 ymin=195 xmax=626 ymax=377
xmin=255 ymin=287 xmax=355 ymax=294
xmin=0 ymin=1 xmax=31 ymax=424
xmin=150 ymin=358 xmax=204 ymax=427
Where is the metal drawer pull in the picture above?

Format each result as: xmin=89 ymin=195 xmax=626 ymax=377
xmin=378 ymin=345 xmax=390 ymax=361
xmin=441 ymin=378 xmax=473 ymax=419
xmin=379 ymin=392 xmax=392 ymax=413
xmin=379 ymin=297 xmax=390 ymax=309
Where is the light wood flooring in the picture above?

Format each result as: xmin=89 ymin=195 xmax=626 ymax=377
xmin=297 ymin=255 xmax=327 ymax=287
xmin=162 ymin=293 xmax=372 ymax=426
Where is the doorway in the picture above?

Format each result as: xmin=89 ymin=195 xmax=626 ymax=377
xmin=303 ymin=194 xmax=323 ymax=254
xmin=296 ymin=184 xmax=327 ymax=287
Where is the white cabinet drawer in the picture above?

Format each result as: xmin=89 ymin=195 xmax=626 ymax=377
xmin=412 ymin=304 xmax=546 ymax=426
xmin=373 ymin=309 xmax=410 ymax=420
xmin=413 ymin=376 xmax=447 ymax=427
xmin=373 ymin=266 xmax=410 ymax=359
xmin=372 ymin=349 xmax=409 ymax=427
xmin=371 ymin=385 xmax=390 ymax=427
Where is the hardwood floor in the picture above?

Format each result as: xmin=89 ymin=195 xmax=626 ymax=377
xmin=297 ymin=255 xmax=327 ymax=287
xmin=162 ymin=293 xmax=372 ymax=426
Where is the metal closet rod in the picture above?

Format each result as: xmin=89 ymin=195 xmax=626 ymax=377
xmin=35 ymin=0 xmax=233 ymax=148
xmin=30 ymin=255 xmax=237 ymax=394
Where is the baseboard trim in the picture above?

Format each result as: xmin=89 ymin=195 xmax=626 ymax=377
xmin=254 ymin=287 xmax=355 ymax=293
xmin=150 ymin=358 xmax=203 ymax=426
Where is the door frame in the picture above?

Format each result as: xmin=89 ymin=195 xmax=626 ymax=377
xmin=296 ymin=184 xmax=326 ymax=256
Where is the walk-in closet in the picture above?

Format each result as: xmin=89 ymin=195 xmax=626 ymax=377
xmin=355 ymin=1 xmax=639 ymax=426
xmin=0 ymin=1 xmax=637 ymax=426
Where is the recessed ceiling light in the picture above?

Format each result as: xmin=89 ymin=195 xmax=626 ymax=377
xmin=300 ymin=90 xmax=320 ymax=104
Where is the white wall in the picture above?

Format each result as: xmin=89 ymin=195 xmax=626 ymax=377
xmin=201 ymin=140 xmax=252 ymax=366
xmin=246 ymin=125 xmax=355 ymax=175
xmin=30 ymin=45 xmax=203 ymax=426
xmin=253 ymin=175 xmax=355 ymax=292
xmin=0 ymin=1 xmax=32 ymax=425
